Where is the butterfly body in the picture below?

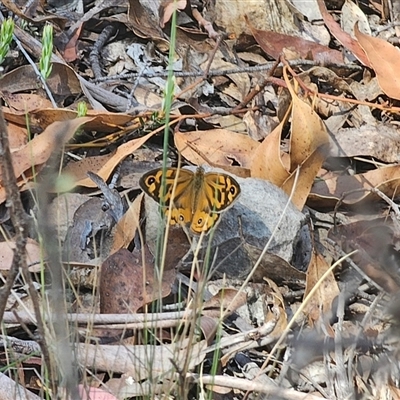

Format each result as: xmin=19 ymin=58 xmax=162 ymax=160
xmin=139 ymin=166 xmax=241 ymax=234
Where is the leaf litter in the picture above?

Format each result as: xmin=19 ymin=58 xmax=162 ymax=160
xmin=1 ymin=0 xmax=400 ymax=398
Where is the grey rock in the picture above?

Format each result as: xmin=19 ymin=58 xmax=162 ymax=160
xmin=142 ymin=169 xmax=312 ymax=280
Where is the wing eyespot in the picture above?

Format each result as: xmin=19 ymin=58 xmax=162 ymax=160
xmin=146 ymin=176 xmax=156 ymax=185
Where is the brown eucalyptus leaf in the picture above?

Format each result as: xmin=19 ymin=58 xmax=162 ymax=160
xmin=354 ymin=23 xmax=400 ymax=100
xmin=100 ymin=248 xmax=176 ymax=314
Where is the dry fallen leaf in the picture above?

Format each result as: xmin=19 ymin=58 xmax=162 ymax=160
xmin=282 ymin=67 xmax=330 ymax=209
xmin=303 ymin=251 xmax=339 ymax=327
xmin=0 ymin=238 xmax=42 ymax=272
xmin=110 ymin=193 xmax=143 ymax=254
xmin=310 ymin=164 xmax=400 ymax=207
xmin=316 ymin=0 xmax=371 ymax=67
xmin=159 ymin=0 xmax=188 ymax=28
xmin=250 ymin=119 xmax=290 ymax=186
xmin=202 ymin=288 xmax=247 ymax=318
xmin=286 ymin=72 xmax=330 ymax=170
xmin=246 ymin=14 xmax=343 ymax=64
xmin=0 ymin=117 xmax=95 ymax=204
xmin=174 ymin=129 xmax=259 ymax=168
xmin=282 ymin=143 xmax=330 ymax=210
xmin=341 ymin=0 xmax=371 ymax=38
xmin=100 ymin=248 xmax=176 ymax=314
xmin=354 ymin=23 xmax=400 ymax=100
xmin=74 ymin=131 xmax=156 ymax=188
xmin=264 ymin=278 xmax=288 ymax=336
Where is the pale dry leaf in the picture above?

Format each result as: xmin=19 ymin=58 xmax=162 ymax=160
xmin=290 ymin=0 xmax=321 ymax=21
xmin=77 ymin=339 xmax=206 ymax=381
xmin=160 ymin=0 xmax=188 ymax=27
xmin=78 ymin=384 xmax=118 ymax=400
xmin=12 ymin=118 xmax=94 ymax=180
xmin=61 ymin=153 xmax=115 ymax=186
xmin=329 ymin=123 xmax=400 ymax=163
xmin=341 ymin=0 xmax=371 ymax=38
xmin=8 ymin=124 xmax=28 ymax=151
xmin=2 ymin=93 xmax=53 ymax=113
xmin=0 ymin=238 xmax=42 ymax=272
xmin=110 ymin=193 xmax=143 ymax=254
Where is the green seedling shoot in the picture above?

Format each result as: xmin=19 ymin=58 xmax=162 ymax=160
xmin=39 ymin=24 xmax=53 ymax=80
xmin=0 ymin=18 xmax=14 ymax=65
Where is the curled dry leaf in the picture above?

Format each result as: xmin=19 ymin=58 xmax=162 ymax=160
xmin=128 ymin=0 xmax=166 ymax=46
xmin=250 ymin=119 xmax=290 ymax=186
xmin=264 ymin=278 xmax=288 ymax=336
xmin=341 ymin=0 xmax=371 ymax=38
xmin=284 ymin=68 xmax=330 ymax=170
xmin=198 ymin=316 xmax=218 ymax=345
xmin=252 ymin=67 xmax=329 ymax=209
xmin=12 ymin=118 xmax=94 ymax=178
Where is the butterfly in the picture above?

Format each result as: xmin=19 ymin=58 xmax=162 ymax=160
xmin=139 ymin=166 xmax=241 ymax=234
